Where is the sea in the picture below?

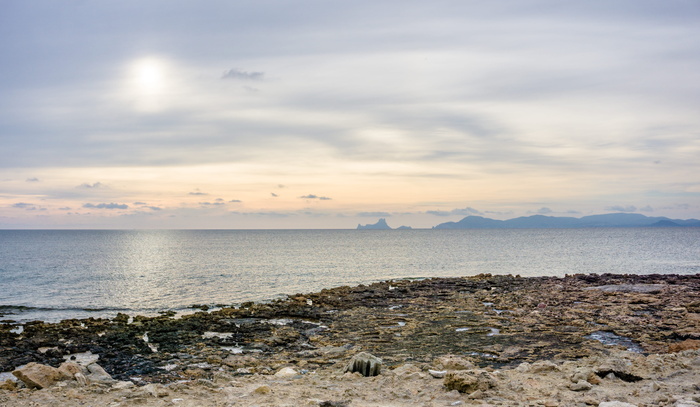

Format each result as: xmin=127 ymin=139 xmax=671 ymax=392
xmin=1 ymin=228 xmax=699 ymax=323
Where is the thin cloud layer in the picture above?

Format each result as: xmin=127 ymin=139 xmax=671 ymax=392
xmin=0 ymin=1 xmax=699 ymax=228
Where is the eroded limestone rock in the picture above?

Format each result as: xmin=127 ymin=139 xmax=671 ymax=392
xmin=344 ymin=352 xmax=382 ymax=377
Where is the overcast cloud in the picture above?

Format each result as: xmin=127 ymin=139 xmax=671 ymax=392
xmin=1 ymin=0 xmax=699 ymax=228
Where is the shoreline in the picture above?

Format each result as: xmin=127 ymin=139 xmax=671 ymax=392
xmin=2 ymin=273 xmax=700 ymax=406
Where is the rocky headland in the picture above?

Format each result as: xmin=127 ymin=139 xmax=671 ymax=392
xmin=1 ymin=273 xmax=699 ymax=406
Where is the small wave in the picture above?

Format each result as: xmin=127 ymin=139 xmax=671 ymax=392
xmin=0 ymin=305 xmax=132 ymax=313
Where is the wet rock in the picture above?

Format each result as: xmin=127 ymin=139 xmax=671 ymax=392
xmin=585 ymin=284 xmax=665 ymax=294
xmin=344 ymin=352 xmax=382 ymax=377
xmin=443 ymin=370 xmax=495 ymax=393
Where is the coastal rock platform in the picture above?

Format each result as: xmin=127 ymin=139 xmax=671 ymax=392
xmin=1 ymin=273 xmax=699 ymax=406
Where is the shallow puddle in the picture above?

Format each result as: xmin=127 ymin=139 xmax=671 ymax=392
xmin=585 ymin=331 xmax=644 ymax=353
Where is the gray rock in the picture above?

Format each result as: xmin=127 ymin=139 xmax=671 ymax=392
xmin=569 ymin=380 xmax=593 ymax=391
xmin=86 ymin=363 xmax=115 ymax=383
xmin=345 ymin=352 xmax=382 ymax=377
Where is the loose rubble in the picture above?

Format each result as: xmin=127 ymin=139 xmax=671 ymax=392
xmin=1 ymin=273 xmax=699 ymax=406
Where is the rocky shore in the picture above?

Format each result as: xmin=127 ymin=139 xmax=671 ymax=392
xmin=1 ymin=273 xmax=699 ymax=406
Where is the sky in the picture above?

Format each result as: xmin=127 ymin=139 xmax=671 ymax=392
xmin=1 ymin=0 xmax=699 ymax=229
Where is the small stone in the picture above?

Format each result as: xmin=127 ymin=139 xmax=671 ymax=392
xmin=274 ymin=367 xmax=298 ymax=378
xmin=112 ymin=380 xmax=135 ymax=390
xmin=253 ymin=385 xmax=272 ymax=395
xmin=13 ymin=362 xmax=63 ymax=389
xmin=58 ymin=362 xmax=85 ymax=379
xmin=642 ymin=381 xmax=661 ymax=392
xmin=436 ymin=355 xmax=475 ymax=370
xmin=468 ymin=389 xmax=485 ymax=399
xmin=429 ymin=369 xmax=446 ymax=378
xmin=344 ymin=352 xmax=382 ymax=377
xmin=0 ymin=379 xmax=17 ymax=391
xmin=86 ymin=363 xmax=115 ymax=383
xmin=598 ymin=402 xmax=638 ymax=407
xmin=206 ymin=355 xmax=223 ymax=365
xmin=569 ymin=380 xmax=592 ymax=391
xmin=140 ymin=383 xmax=169 ymax=398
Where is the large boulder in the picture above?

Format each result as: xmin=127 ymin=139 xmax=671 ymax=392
xmin=12 ymin=362 xmax=63 ymax=389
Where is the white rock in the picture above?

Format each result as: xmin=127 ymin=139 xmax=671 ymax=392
xmin=429 ymin=369 xmax=447 ymax=378
xmin=599 ymin=402 xmax=638 ymax=407
xmin=274 ymin=367 xmax=298 ymax=378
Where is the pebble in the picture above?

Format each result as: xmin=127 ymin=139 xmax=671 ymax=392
xmin=429 ymin=369 xmax=447 ymax=378
xmin=570 ymin=380 xmax=593 ymax=391
xmin=253 ymin=385 xmax=272 ymax=395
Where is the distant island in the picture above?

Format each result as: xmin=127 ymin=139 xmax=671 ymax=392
xmin=356 ymin=218 xmax=412 ymax=230
xmin=358 ymin=213 xmax=700 ymax=230
xmin=433 ymin=213 xmax=700 ymax=229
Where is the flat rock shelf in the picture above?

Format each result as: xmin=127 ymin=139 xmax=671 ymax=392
xmin=1 ymin=273 xmax=700 ymax=406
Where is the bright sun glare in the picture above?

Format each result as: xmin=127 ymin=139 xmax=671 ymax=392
xmin=133 ymin=58 xmax=164 ymax=94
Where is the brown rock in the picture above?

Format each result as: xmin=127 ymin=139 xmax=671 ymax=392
xmin=12 ymin=362 xmax=63 ymax=389
xmin=668 ymin=339 xmax=700 ymax=353
xmin=253 ymin=385 xmax=272 ymax=395
xmin=58 ymin=362 xmax=85 ymax=379
xmin=0 ymin=379 xmax=18 ymax=391
xmin=223 ymin=354 xmax=260 ymax=369
xmin=444 ymin=370 xmax=495 ymax=393
xmin=435 ymin=355 xmax=475 ymax=370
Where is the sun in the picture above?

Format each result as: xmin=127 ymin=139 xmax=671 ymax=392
xmin=132 ymin=58 xmax=164 ymax=95
xmin=124 ymin=57 xmax=170 ymax=112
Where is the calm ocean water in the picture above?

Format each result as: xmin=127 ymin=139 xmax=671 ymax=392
xmin=1 ymin=228 xmax=699 ymax=323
